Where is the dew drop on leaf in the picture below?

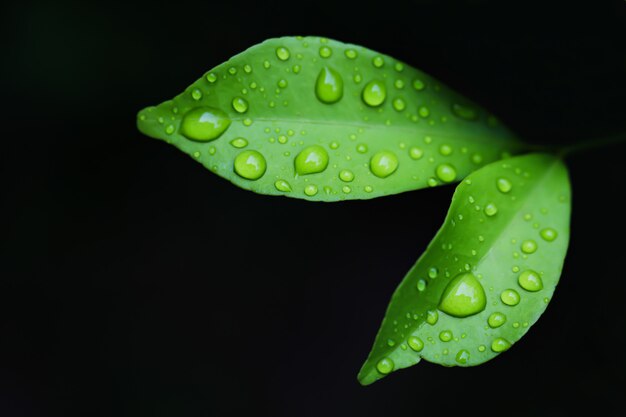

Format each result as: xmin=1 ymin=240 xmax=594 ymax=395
xmin=362 ymin=80 xmax=387 ymax=107
xmin=275 ymin=46 xmax=290 ymax=61
xmin=496 ymin=177 xmax=513 ymax=193
xmin=231 ymin=97 xmax=249 ymax=114
xmin=521 ymin=240 xmax=538 ymax=254
xmin=500 ymin=289 xmax=521 ymax=306
xmin=408 ymin=336 xmax=424 ymax=352
xmin=370 ymin=151 xmax=398 ymax=178
xmin=456 ymin=349 xmax=470 ymax=364
xmin=274 ymin=179 xmax=292 ymax=192
xmin=491 ymin=338 xmax=512 ymax=353
xmin=452 ymin=103 xmax=479 ymax=120
xmin=315 ymin=67 xmax=344 ymax=104
xmin=376 ymin=358 xmax=394 ymax=374
xmin=540 ymin=228 xmax=558 ymax=242
xmin=518 ymin=270 xmax=543 ymax=292
xmin=295 ymin=145 xmax=329 ymax=175
xmin=234 ymin=150 xmax=267 ymax=180
xmin=230 ymin=137 xmax=248 ymax=148
xmin=180 ymin=107 xmax=231 ymax=141
xmin=438 ymin=273 xmax=487 ymax=318
xmin=435 ymin=163 xmax=457 ymax=183
xmin=487 ymin=312 xmax=507 ymax=328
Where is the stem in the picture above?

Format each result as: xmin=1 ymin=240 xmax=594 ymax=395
xmin=558 ymin=132 xmax=626 ymax=157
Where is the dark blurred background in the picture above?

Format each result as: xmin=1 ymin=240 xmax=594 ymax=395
xmin=1 ymin=0 xmax=625 ymax=416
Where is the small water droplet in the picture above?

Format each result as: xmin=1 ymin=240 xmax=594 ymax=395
xmin=439 ymin=273 xmax=487 ymax=318
xmin=500 ymin=289 xmax=521 ymax=306
xmin=319 ymin=46 xmax=332 ymax=58
xmin=427 ymin=178 xmax=438 ymax=187
xmin=191 ymin=88 xmax=203 ymax=100
xmin=518 ymin=270 xmax=543 ymax=292
xmin=292 ymin=64 xmax=301 ymax=74
xmin=243 ymin=64 xmax=252 ymax=73
xmin=426 ymin=310 xmax=438 ymax=325
xmin=452 ymin=103 xmax=479 ymax=120
xmin=488 ymin=312 xmax=507 ymax=328
xmin=439 ymin=144 xmax=453 ymax=156
xmin=418 ymin=106 xmax=430 ymax=117
xmin=165 ymin=124 xmax=175 ymax=134
xmin=364 ymin=185 xmax=373 ymax=193
xmin=234 ymin=150 xmax=266 ymax=180
xmin=417 ymin=279 xmax=427 ymax=291
xmin=540 ymin=228 xmax=558 ymax=242
xmin=521 ymin=240 xmax=537 ymax=254
xmin=439 ymin=330 xmax=453 ymax=342
xmin=304 ymin=184 xmax=318 ymax=196
xmin=344 ymin=49 xmax=358 ymax=59
xmin=408 ymin=336 xmax=424 ymax=352
xmin=471 ymin=153 xmax=483 ymax=164
xmin=295 ymin=146 xmax=329 ymax=175
xmin=387 ymin=338 xmax=396 ymax=347
xmin=232 ymin=97 xmax=249 ymax=113
xmin=206 ymin=73 xmax=217 ymax=83
xmin=409 ymin=147 xmax=424 ymax=160
xmin=370 ymin=151 xmax=398 ymax=178
xmin=456 ymin=349 xmax=470 ymax=364
xmin=278 ymin=135 xmax=288 ymax=144
xmin=277 ymin=79 xmax=288 ymax=88
xmin=412 ymin=79 xmax=425 ymax=91
xmin=376 ymin=357 xmax=394 ymax=374
xmin=496 ymin=177 xmax=513 ymax=193
xmin=356 ymin=143 xmax=368 ymax=153
xmin=392 ymin=98 xmax=406 ymax=111
xmin=180 ymin=107 xmax=231 ymax=141
xmin=491 ymin=338 xmax=512 ymax=353
xmin=339 ymin=169 xmax=354 ymax=182
xmin=263 ymin=60 xmax=271 ymax=69
xmin=230 ymin=137 xmax=248 ymax=148
xmin=484 ymin=203 xmax=498 ymax=217
xmin=275 ymin=47 xmax=290 ymax=61
xmin=428 ymin=267 xmax=438 ymax=279
xmin=372 ymin=56 xmax=384 ymax=68
xmin=362 ymin=80 xmax=387 ymax=107
xmin=435 ymin=163 xmax=457 ymax=183
xmin=274 ymin=179 xmax=292 ymax=192
xmin=315 ymin=67 xmax=344 ymax=104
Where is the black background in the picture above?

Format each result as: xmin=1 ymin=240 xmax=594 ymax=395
xmin=2 ymin=0 xmax=626 ymax=416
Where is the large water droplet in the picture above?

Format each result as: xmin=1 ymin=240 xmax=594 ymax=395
xmin=435 ymin=163 xmax=457 ymax=183
xmin=362 ymin=80 xmax=387 ymax=107
xmin=491 ymin=338 xmax=511 ymax=353
xmin=500 ymin=289 xmax=521 ymax=306
xmin=518 ymin=270 xmax=543 ymax=292
xmin=295 ymin=146 xmax=329 ymax=175
xmin=456 ymin=349 xmax=470 ymax=364
xmin=232 ymin=97 xmax=249 ymax=113
xmin=408 ymin=336 xmax=424 ymax=352
xmin=452 ymin=103 xmax=479 ymax=120
xmin=315 ymin=67 xmax=344 ymax=104
xmin=376 ymin=357 xmax=394 ymax=374
xmin=488 ymin=312 xmax=507 ymax=328
xmin=540 ymin=228 xmax=558 ymax=242
xmin=438 ymin=273 xmax=487 ymax=318
xmin=370 ymin=151 xmax=398 ymax=178
xmin=180 ymin=107 xmax=231 ymax=141
xmin=496 ymin=177 xmax=513 ymax=193
xmin=234 ymin=150 xmax=266 ymax=180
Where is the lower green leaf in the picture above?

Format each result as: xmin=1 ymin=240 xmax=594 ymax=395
xmin=358 ymin=153 xmax=571 ymax=385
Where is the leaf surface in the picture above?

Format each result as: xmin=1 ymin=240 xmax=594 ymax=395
xmin=137 ymin=36 xmax=523 ymax=201
xmin=358 ymin=153 xmax=571 ymax=385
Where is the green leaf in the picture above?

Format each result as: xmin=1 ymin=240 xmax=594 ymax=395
xmin=358 ymin=153 xmax=571 ymax=385
xmin=137 ymin=36 xmax=524 ymax=201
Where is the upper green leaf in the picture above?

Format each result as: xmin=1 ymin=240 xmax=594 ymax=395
xmin=358 ymin=153 xmax=571 ymax=385
xmin=137 ymin=36 xmax=523 ymax=201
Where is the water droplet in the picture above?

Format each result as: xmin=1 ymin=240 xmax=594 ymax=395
xmin=412 ymin=79 xmax=425 ymax=91
xmin=521 ymin=240 xmax=537 ymax=254
xmin=362 ymin=80 xmax=387 ymax=107
xmin=456 ymin=349 xmax=470 ymax=364
xmin=319 ymin=46 xmax=332 ymax=58
xmin=496 ymin=177 xmax=513 ymax=193
xmin=427 ymin=178 xmax=438 ymax=187
xmin=206 ymin=73 xmax=217 ymax=83
xmin=438 ymin=273 xmax=487 ymax=318
xmin=353 ymin=74 xmax=362 ymax=83
xmin=227 ymin=67 xmax=237 ymax=75
xmin=304 ymin=184 xmax=318 ymax=196
xmin=191 ymin=88 xmax=203 ymax=100
xmin=277 ymin=79 xmax=288 ymax=88
xmin=491 ymin=338 xmax=512 ymax=353
xmin=387 ymin=338 xmax=396 ymax=347
xmin=439 ymin=330 xmax=453 ymax=342
xmin=165 ymin=124 xmax=175 ymax=135
xmin=356 ymin=144 xmax=368 ymax=153
xmin=243 ymin=64 xmax=252 ymax=73
xmin=409 ymin=147 xmax=424 ymax=160
xmin=364 ymin=185 xmax=373 ymax=193
xmin=392 ymin=98 xmax=406 ymax=111
xmin=408 ymin=336 xmax=424 ymax=352
xmin=292 ymin=64 xmax=301 ymax=74
xmin=315 ymin=67 xmax=344 ymax=104
xmin=180 ymin=107 xmax=231 ymax=141
xmin=435 ymin=163 xmax=457 ymax=183
xmin=488 ymin=312 xmax=507 ymax=328
xmin=278 ymin=135 xmax=288 ymax=144
xmin=439 ymin=144 xmax=453 ymax=156
xmin=230 ymin=137 xmax=248 ymax=148
xmin=471 ymin=153 xmax=483 ymax=164
xmin=540 ymin=228 xmax=558 ymax=242
xmin=234 ymin=150 xmax=266 ymax=180
xmin=295 ymin=146 xmax=329 ymax=175
xmin=370 ymin=151 xmax=398 ymax=178
xmin=427 ymin=268 xmax=438 ymax=280
xmin=417 ymin=279 xmax=427 ymax=291
xmin=243 ymin=118 xmax=253 ymax=126
xmin=394 ymin=79 xmax=405 ymax=89
xmin=518 ymin=270 xmax=543 ymax=292
xmin=339 ymin=169 xmax=354 ymax=182
xmin=263 ymin=60 xmax=271 ymax=69
xmin=418 ymin=106 xmax=430 ymax=117
xmin=274 ymin=179 xmax=292 ymax=192
xmin=232 ymin=97 xmax=249 ymax=113
xmin=500 ymin=289 xmax=521 ymax=306
xmin=372 ymin=56 xmax=384 ymax=68
xmin=484 ymin=203 xmax=498 ymax=217
xmin=376 ymin=357 xmax=394 ymax=374
xmin=344 ymin=49 xmax=358 ymax=59
xmin=275 ymin=46 xmax=290 ymax=61
xmin=452 ymin=103 xmax=479 ymax=120
xmin=426 ymin=309 xmax=439 ymax=325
